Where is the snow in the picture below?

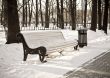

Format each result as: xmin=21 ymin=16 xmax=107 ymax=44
xmin=0 ymin=31 xmax=6 ymax=45
xmin=0 ymin=29 xmax=110 ymax=78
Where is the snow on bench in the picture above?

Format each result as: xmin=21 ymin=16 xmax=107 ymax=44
xmin=17 ymin=30 xmax=78 ymax=62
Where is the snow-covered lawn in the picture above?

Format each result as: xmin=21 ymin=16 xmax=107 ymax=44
xmin=0 ymin=30 xmax=110 ymax=78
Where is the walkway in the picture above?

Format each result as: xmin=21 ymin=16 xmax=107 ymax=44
xmin=64 ymin=50 xmax=110 ymax=78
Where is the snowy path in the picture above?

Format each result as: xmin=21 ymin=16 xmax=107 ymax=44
xmin=64 ymin=50 xmax=110 ymax=78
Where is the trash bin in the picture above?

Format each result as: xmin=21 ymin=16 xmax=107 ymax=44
xmin=78 ymin=28 xmax=87 ymax=47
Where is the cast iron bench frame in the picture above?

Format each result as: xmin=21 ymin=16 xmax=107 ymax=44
xmin=16 ymin=30 xmax=78 ymax=63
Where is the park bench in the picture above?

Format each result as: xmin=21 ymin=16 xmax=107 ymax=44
xmin=16 ymin=30 xmax=78 ymax=63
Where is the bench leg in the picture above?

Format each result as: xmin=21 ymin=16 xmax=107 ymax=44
xmin=74 ymin=44 xmax=79 ymax=50
xmin=39 ymin=55 xmax=47 ymax=63
xmin=23 ymin=53 xmax=28 ymax=61
xmin=38 ymin=50 xmax=47 ymax=63
xmin=59 ymin=50 xmax=64 ymax=56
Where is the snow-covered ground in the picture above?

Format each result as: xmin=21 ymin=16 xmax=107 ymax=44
xmin=0 ymin=29 xmax=110 ymax=78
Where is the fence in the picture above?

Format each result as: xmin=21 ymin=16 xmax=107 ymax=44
xmin=0 ymin=23 xmax=91 ymax=31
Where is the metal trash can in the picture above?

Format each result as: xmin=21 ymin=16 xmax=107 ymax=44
xmin=78 ymin=28 xmax=87 ymax=47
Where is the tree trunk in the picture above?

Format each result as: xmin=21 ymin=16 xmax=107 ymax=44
xmin=28 ymin=0 xmax=31 ymax=26
xmin=22 ymin=0 xmax=25 ymax=27
xmin=40 ymin=0 xmax=44 ymax=26
xmin=90 ymin=0 xmax=97 ymax=31
xmin=1 ymin=0 xmax=4 ymax=25
xmin=28 ymin=0 xmax=33 ymax=26
xmin=84 ymin=0 xmax=87 ymax=28
xmin=60 ymin=0 xmax=64 ymax=29
xmin=25 ymin=0 xmax=27 ymax=27
xmin=81 ymin=0 xmax=84 ymax=26
xmin=98 ymin=0 xmax=102 ymax=30
xmin=36 ymin=0 xmax=38 ymax=27
xmin=45 ymin=0 xmax=49 ymax=28
xmin=109 ymin=1 xmax=110 ymax=29
xmin=65 ymin=0 xmax=68 ymax=26
xmin=70 ymin=0 xmax=76 ymax=30
xmin=56 ymin=0 xmax=60 ymax=27
xmin=6 ymin=0 xmax=20 ymax=44
xmin=102 ymin=0 xmax=109 ymax=34
xmin=3 ymin=0 xmax=8 ymax=38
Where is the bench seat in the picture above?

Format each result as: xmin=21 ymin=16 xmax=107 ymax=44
xmin=21 ymin=30 xmax=77 ymax=53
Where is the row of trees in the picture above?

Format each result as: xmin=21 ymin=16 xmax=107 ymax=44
xmin=0 ymin=0 xmax=110 ymax=43
xmin=91 ymin=0 xmax=110 ymax=34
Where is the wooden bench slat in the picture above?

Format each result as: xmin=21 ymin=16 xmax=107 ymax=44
xmin=21 ymin=31 xmax=65 ymax=49
xmin=21 ymin=31 xmax=77 ymax=52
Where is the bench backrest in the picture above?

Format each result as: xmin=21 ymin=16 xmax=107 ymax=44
xmin=21 ymin=30 xmax=65 ymax=49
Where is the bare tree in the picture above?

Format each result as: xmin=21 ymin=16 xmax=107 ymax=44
xmin=36 ymin=0 xmax=38 ymax=27
xmin=28 ymin=0 xmax=33 ymax=26
xmin=22 ymin=0 xmax=28 ymax=27
xmin=25 ymin=0 xmax=27 ymax=27
xmin=22 ymin=0 xmax=25 ymax=27
xmin=0 ymin=0 xmax=3 ymax=25
xmin=102 ymin=0 xmax=109 ymax=34
xmin=40 ymin=0 xmax=44 ymax=26
xmin=65 ymin=0 xmax=68 ymax=26
xmin=98 ymin=0 xmax=102 ymax=30
xmin=60 ymin=0 xmax=64 ymax=29
xmin=84 ymin=0 xmax=87 ymax=28
xmin=109 ymin=1 xmax=110 ymax=29
xmin=90 ymin=0 xmax=97 ymax=31
xmin=45 ymin=0 xmax=49 ymax=28
xmin=56 ymin=0 xmax=60 ymax=27
xmin=70 ymin=0 xmax=76 ymax=30
xmin=6 ymin=0 xmax=20 ymax=44
xmin=2 ymin=0 xmax=8 ymax=36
